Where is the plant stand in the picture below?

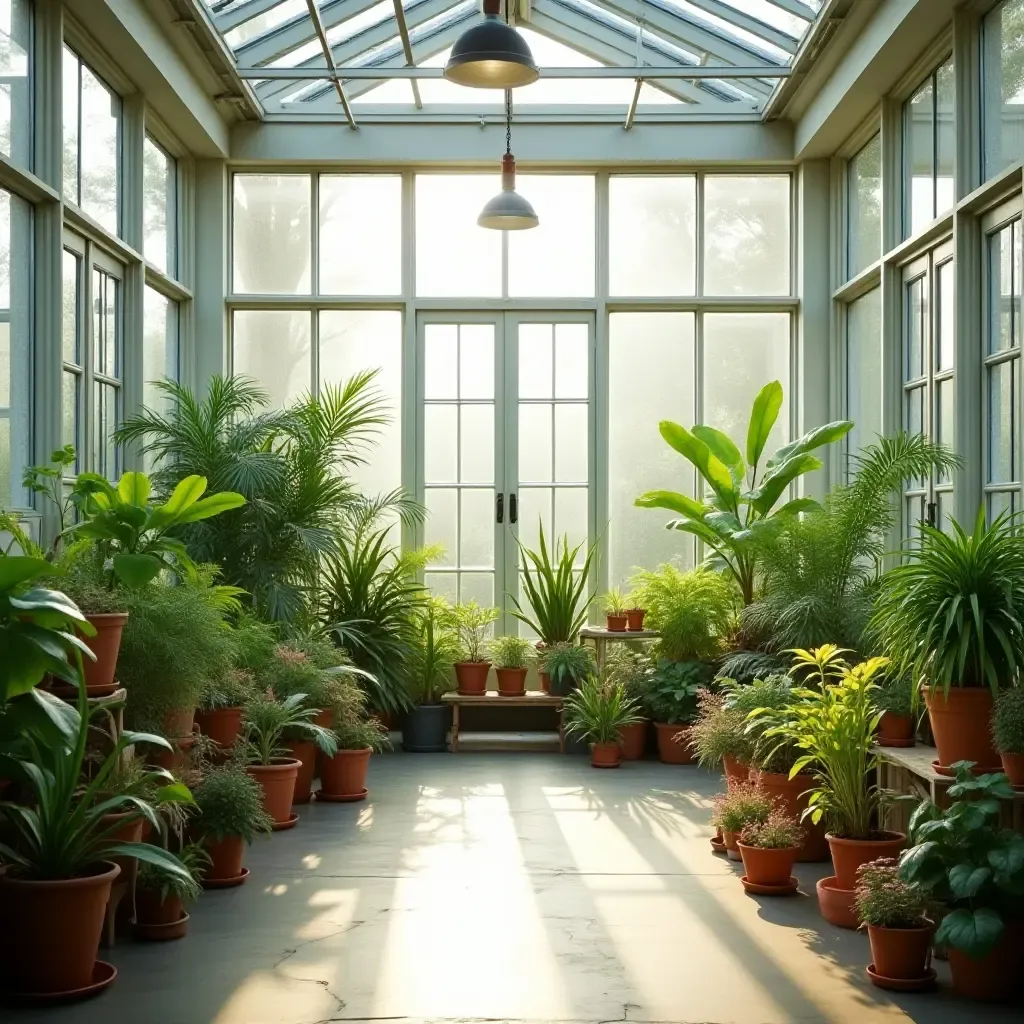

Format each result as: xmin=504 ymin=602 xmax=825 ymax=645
xmin=578 ymin=626 xmax=659 ymax=675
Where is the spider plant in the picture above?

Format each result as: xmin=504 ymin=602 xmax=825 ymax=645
xmin=241 ymin=692 xmax=338 ymax=766
xmin=564 ymin=677 xmax=643 ymax=745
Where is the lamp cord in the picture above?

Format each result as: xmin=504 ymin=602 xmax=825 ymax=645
xmin=505 ymin=91 xmax=512 ymax=155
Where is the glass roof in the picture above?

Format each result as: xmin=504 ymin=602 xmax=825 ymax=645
xmin=199 ymin=0 xmax=824 ymax=119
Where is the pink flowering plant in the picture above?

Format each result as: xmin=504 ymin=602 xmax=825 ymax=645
xmin=854 ymin=858 xmax=930 ymax=929
xmin=739 ymin=807 xmax=802 ymax=850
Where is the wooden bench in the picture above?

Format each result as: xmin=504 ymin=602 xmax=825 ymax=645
xmin=441 ymin=691 xmax=566 ymax=753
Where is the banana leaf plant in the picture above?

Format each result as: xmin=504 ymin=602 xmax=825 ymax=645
xmin=66 ymin=471 xmax=246 ymax=588
xmin=635 ymin=380 xmax=852 ymax=604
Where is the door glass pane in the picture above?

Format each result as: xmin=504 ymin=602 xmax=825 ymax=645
xmin=233 ymin=174 xmax=311 ymax=294
xmin=232 ymin=309 xmax=311 ymax=409
xmin=459 ymin=325 xmax=494 ymax=400
xmin=937 ymin=260 xmax=954 ymax=371
xmin=424 ymin=324 xmax=458 ymax=400
xmin=905 ymin=275 xmax=926 ymax=380
xmin=905 ymin=76 xmax=935 ymax=235
xmin=424 ymin=488 xmax=457 ymax=566
xmin=518 ymin=323 xmax=553 ymax=399
xmin=988 ymin=360 xmax=1015 ymax=484
xmin=554 ymin=324 xmax=588 ymax=399
xmin=424 ymin=405 xmax=457 ymax=482
xmin=460 ymin=489 xmax=494 ymax=568
xmin=519 ymin=404 xmax=552 ymax=484
xmin=460 ymin=405 xmax=493 ymax=484
xmin=554 ymin=487 xmax=588 ymax=563
xmin=554 ymin=404 xmax=587 ymax=483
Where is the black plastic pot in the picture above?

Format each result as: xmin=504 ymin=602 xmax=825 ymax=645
xmin=402 ymin=703 xmax=451 ymax=753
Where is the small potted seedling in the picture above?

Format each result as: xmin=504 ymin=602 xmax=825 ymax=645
xmin=134 ymin=843 xmax=210 ymax=942
xmin=624 ymin=593 xmax=647 ymax=632
xmin=993 ymin=687 xmax=1024 ymax=787
xmin=736 ymin=807 xmax=801 ymax=895
xmin=564 ymin=676 xmax=643 ymax=768
xmin=603 ymin=589 xmax=628 ymax=632
xmin=452 ymin=601 xmax=499 ymax=696
xmin=875 ymin=676 xmax=915 ymax=748
xmin=488 ymin=635 xmax=534 ymax=696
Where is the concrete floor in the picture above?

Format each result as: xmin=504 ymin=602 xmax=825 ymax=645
xmin=12 ymin=752 xmax=1023 ymax=1024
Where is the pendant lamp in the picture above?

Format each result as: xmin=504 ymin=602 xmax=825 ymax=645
xmin=478 ymin=93 xmax=538 ymax=231
xmin=444 ymin=0 xmax=539 ymax=89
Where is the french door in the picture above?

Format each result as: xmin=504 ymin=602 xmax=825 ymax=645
xmin=416 ymin=311 xmax=595 ymax=634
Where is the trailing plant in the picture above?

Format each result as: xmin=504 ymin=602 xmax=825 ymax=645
xmin=711 ymin=782 xmax=774 ymax=835
xmin=635 ymin=380 xmax=853 ymax=604
xmin=451 ymin=601 xmax=499 ymax=663
xmin=541 ymin=642 xmax=595 ymax=692
xmin=870 ymin=509 xmax=1024 ymax=699
xmin=115 ymin=374 xmax=390 ymax=620
xmin=627 ymin=565 xmax=736 ymax=660
xmin=899 ymin=764 xmax=1024 ymax=957
xmin=855 ymin=858 xmax=930 ymax=929
xmin=488 ymin=634 xmax=534 ymax=670
xmin=564 ymin=677 xmax=642 ymax=745
xmin=740 ymin=807 xmax=802 ymax=850
xmin=993 ymin=687 xmax=1024 ymax=755
xmin=875 ymin=675 xmax=915 ymax=717
xmin=137 ymin=841 xmax=209 ymax=905
xmin=721 ymin=674 xmax=800 ymax=774
xmin=405 ymin=598 xmax=460 ymax=704
xmin=242 ymin=692 xmax=338 ymax=765
xmin=643 ymin=658 xmax=711 ymax=724
xmin=333 ymin=715 xmax=391 ymax=753
xmin=192 ymin=764 xmax=273 ymax=843
xmin=511 ymin=521 xmax=597 ymax=645
xmin=690 ymin=689 xmax=754 ymax=770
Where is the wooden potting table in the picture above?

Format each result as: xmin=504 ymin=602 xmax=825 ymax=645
xmin=442 ymin=690 xmax=566 ymax=753
xmin=578 ymin=626 xmax=659 ymax=674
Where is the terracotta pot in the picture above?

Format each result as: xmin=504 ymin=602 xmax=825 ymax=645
xmin=539 ymin=670 xmax=550 ymax=694
xmin=625 ymin=609 xmax=646 ymax=631
xmin=0 ymin=860 xmax=120 ymax=995
xmin=737 ymin=843 xmax=797 ymax=887
xmin=947 ymin=920 xmax=1023 ymax=1002
xmin=1000 ymin=751 xmax=1024 ymax=788
xmin=313 ymin=709 xmax=334 ymax=730
xmin=723 ymin=830 xmax=741 ymax=860
xmin=723 ymin=754 xmax=752 ymax=790
xmin=320 ymin=747 xmax=371 ymax=798
xmin=81 ymin=612 xmax=128 ymax=695
xmin=148 ymin=735 xmax=195 ymax=773
xmin=826 ymin=831 xmax=905 ymax=891
xmin=99 ymin=812 xmax=144 ymax=882
xmin=455 ymin=661 xmax=490 ymax=695
xmin=247 ymin=758 xmax=300 ymax=824
xmin=755 ymin=770 xmax=830 ymax=863
xmin=163 ymin=706 xmax=196 ymax=740
xmin=591 ymin=742 xmax=621 ymax=768
xmin=606 ymin=613 xmax=628 ymax=632
xmin=205 ymin=834 xmax=246 ymax=882
xmin=285 ymin=740 xmax=317 ymax=804
xmin=654 ymin=722 xmax=694 ymax=764
xmin=496 ymin=667 xmax=527 ymax=696
xmin=816 ymin=875 xmax=858 ymax=929
xmin=877 ymin=712 xmax=915 ymax=747
xmin=195 ymin=706 xmax=243 ymax=749
xmin=135 ymin=888 xmax=185 ymax=928
xmin=867 ymin=923 xmax=933 ymax=981
xmin=618 ymin=721 xmax=647 ymax=760
xmin=922 ymin=685 xmax=1000 ymax=773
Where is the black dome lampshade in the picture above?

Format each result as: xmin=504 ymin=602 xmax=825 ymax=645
xmin=478 ymin=153 xmax=539 ymax=230
xmin=444 ymin=0 xmax=539 ymax=89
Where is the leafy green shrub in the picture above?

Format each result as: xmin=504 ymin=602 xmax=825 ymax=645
xmin=488 ymin=635 xmax=533 ymax=670
xmin=405 ymin=599 xmax=459 ymax=704
xmin=541 ymin=643 xmax=595 ymax=692
xmin=603 ymin=645 xmax=652 ymax=703
xmin=199 ymin=668 xmax=255 ymax=711
xmin=855 ymin=858 xmax=929 ymax=929
xmin=242 ymin=691 xmax=337 ymax=765
xmin=137 ymin=842 xmax=209 ymax=905
xmin=334 ymin=715 xmax=391 ymax=752
xmin=740 ymin=808 xmax=802 ymax=850
xmin=643 ymin=659 xmax=711 ymax=724
xmin=711 ymin=783 xmax=773 ymax=834
xmin=875 ymin=675 xmax=914 ymax=717
xmin=993 ymin=687 xmax=1024 ymax=755
xmin=690 ymin=689 xmax=753 ymax=769
xmin=451 ymin=602 xmax=499 ymax=662
xmin=564 ymin=677 xmax=642 ymax=744
xmin=193 ymin=765 xmax=273 ymax=843
xmin=57 ymin=550 xmax=126 ymax=614
xmin=722 ymin=674 xmax=798 ymax=774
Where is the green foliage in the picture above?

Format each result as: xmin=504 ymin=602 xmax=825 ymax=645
xmin=635 ymin=380 xmax=852 ymax=604
xmin=689 ymin=689 xmax=753 ymax=769
xmin=114 ymin=374 xmax=390 ymax=621
xmin=993 ymin=687 xmax=1024 ymax=756
xmin=899 ymin=764 xmax=1024 ymax=957
xmin=488 ymin=634 xmax=534 ymax=670
xmin=257 ymin=643 xmax=365 ymax=728
xmin=716 ymin=649 xmax=789 ymax=687
xmin=740 ymin=808 xmax=802 ymax=850
xmin=603 ymin=645 xmax=652 ymax=702
xmin=511 ymin=522 xmax=597 ymax=645
xmin=242 ymin=691 xmax=338 ymax=765
xmin=875 ymin=675 xmax=915 ymax=717
xmin=643 ymin=658 xmax=711 ymax=724
xmin=333 ymin=716 xmax=391 ymax=753
xmin=450 ymin=602 xmax=499 ymax=663
xmin=627 ymin=565 xmax=736 ymax=661
xmin=542 ymin=642 xmax=595 ymax=694
xmin=192 ymin=764 xmax=273 ymax=844
xmin=721 ymin=674 xmax=799 ymax=774
xmin=57 ymin=552 xmax=128 ymax=615
xmin=602 ymin=588 xmax=627 ymax=615
xmin=231 ymin=612 xmax=280 ymax=672
xmin=198 ymin=669 xmax=256 ymax=712
xmin=854 ymin=858 xmax=930 ymax=929
xmin=870 ymin=509 xmax=1024 ymax=698
xmin=711 ymin=783 xmax=773 ymax=834
xmin=564 ymin=677 xmax=642 ymax=744
xmin=405 ymin=599 xmax=460 ymax=704
xmin=21 ymin=445 xmax=78 ymax=541
xmin=137 ymin=841 xmax=209 ymax=905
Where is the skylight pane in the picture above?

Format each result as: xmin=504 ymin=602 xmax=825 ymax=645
xmin=224 ymin=0 xmax=306 ymax=51
xmin=707 ymin=0 xmax=808 ymax=39
xmin=663 ymin=0 xmax=790 ymax=63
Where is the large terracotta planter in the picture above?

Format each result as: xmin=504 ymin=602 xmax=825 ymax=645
xmin=320 ymin=747 xmax=371 ymax=799
xmin=148 ymin=735 xmax=195 ymax=773
xmin=737 ymin=843 xmax=797 ymax=887
xmin=285 ymin=740 xmax=317 ymax=804
xmin=0 ymin=860 xmax=120 ymax=995
xmin=922 ymin=685 xmax=1000 ymax=773
xmin=867 ymin=923 xmax=932 ymax=981
xmin=877 ymin=712 xmax=915 ymax=747
xmin=455 ymin=661 xmax=490 ymax=695
xmin=591 ymin=742 xmax=621 ymax=768
xmin=247 ymin=758 xmax=300 ymax=824
xmin=195 ymin=706 xmax=243 ymax=749
xmin=618 ymin=721 xmax=647 ymax=760
xmin=723 ymin=754 xmax=752 ymax=789
xmin=1000 ymin=751 xmax=1024 ymax=788
xmin=496 ymin=667 xmax=527 ymax=696
xmin=81 ymin=612 xmax=128 ymax=696
xmin=947 ymin=920 xmax=1023 ymax=1002
xmin=654 ymin=722 xmax=694 ymax=764
xmin=826 ymin=831 xmax=905 ymax=891
xmin=755 ymin=770 xmax=829 ymax=862
xmin=314 ymin=708 xmax=334 ymax=730
xmin=205 ymin=834 xmax=246 ymax=883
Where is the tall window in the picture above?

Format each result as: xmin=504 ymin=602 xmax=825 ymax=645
xmin=0 ymin=0 xmax=32 ymax=170
xmin=845 ymin=288 xmax=883 ymax=468
xmin=143 ymin=135 xmax=176 ymax=275
xmin=62 ymin=46 xmax=121 ymax=236
xmin=904 ymin=58 xmax=955 ymax=238
xmin=143 ymin=286 xmax=178 ymax=414
xmin=61 ymin=249 xmax=80 ymax=469
xmin=983 ymin=0 xmax=1024 ymax=180
xmin=847 ymin=135 xmax=881 ymax=277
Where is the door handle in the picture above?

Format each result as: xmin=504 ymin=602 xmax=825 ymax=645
xmin=510 ymin=493 xmax=518 ymax=524
xmin=927 ymin=501 xmax=937 ymax=529
xmin=496 ymin=493 xmax=504 ymax=524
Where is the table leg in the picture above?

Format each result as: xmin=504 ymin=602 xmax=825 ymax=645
xmin=558 ymin=705 xmax=565 ymax=755
xmin=595 ymin=638 xmax=607 ymax=677
xmin=451 ymin=703 xmax=459 ymax=753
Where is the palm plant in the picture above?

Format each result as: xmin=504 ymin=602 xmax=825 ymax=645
xmin=564 ymin=677 xmax=643 ymax=744
xmin=512 ymin=521 xmax=597 ymax=645
xmin=241 ymin=692 xmax=338 ymax=765
xmin=114 ymin=373 xmax=390 ymax=621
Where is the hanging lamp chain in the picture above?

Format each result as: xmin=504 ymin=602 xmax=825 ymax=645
xmin=505 ymin=91 xmax=512 ymax=155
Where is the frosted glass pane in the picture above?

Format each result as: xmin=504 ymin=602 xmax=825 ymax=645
xmin=937 ymin=260 xmax=955 ymax=371
xmin=233 ymin=310 xmax=311 ymax=410
xmin=424 ymin=404 xmax=457 ymax=483
xmin=936 ymin=379 xmax=954 ymax=480
xmin=319 ymin=175 xmax=401 ymax=294
xmin=905 ymin=77 xmax=934 ymax=235
xmin=905 ymin=276 xmax=926 ymax=380
xmin=415 ymin=176 xmax=501 ymax=297
xmin=233 ymin=174 xmax=311 ymax=294
xmin=847 ymin=135 xmax=881 ymax=278
xmin=424 ymin=488 xmax=457 ymax=566
xmin=79 ymin=63 xmax=119 ymax=236
xmin=554 ymin=487 xmax=588 ymax=561
xmin=459 ymin=324 xmax=493 ymax=400
xmin=845 ymin=289 xmax=882 ymax=463
xmin=425 ymin=572 xmax=458 ymax=602
xmin=609 ymin=313 xmax=695 ymax=588
xmin=983 ymin=0 xmax=1024 ymax=177
xmin=988 ymin=361 xmax=1015 ymax=484
xmin=460 ymin=573 xmax=494 ymax=608
xmin=609 ymin=176 xmax=696 ymax=296
xmin=143 ymin=287 xmax=177 ymax=415
xmin=519 ymin=404 xmax=553 ymax=484
xmin=460 ymin=489 xmax=494 ymax=568
xmin=554 ymin=404 xmax=588 ymax=483
xmin=0 ymin=1 xmax=30 ymax=169
xmin=460 ymin=405 xmax=493 ymax=484
xmin=517 ymin=487 xmax=552 ymax=555
xmin=143 ymin=136 xmax=175 ymax=275
xmin=935 ymin=61 xmax=955 ymax=219
xmin=62 ymin=250 xmax=78 ymax=363
xmin=555 ymin=324 xmax=588 ymax=399
xmin=62 ymin=47 xmax=78 ymax=206
xmin=508 ymin=176 xmax=595 ymax=297
xmin=518 ymin=323 xmax=552 ymax=399
xmin=319 ymin=310 xmax=402 ymax=499
xmin=425 ymin=324 xmax=458 ymax=399
xmin=704 ymin=313 xmax=790 ymax=462
xmin=988 ymin=223 xmax=1018 ymax=355
xmin=704 ymin=176 xmax=790 ymax=296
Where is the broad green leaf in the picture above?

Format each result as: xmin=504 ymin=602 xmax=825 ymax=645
xmin=773 ymin=497 xmax=821 ymax=517
xmin=692 ymin=425 xmax=745 ymax=484
xmin=168 ymin=491 xmax=247 ymax=525
xmin=116 ymin=471 xmax=151 ymax=508
xmin=935 ymin=907 xmax=1004 ymax=958
xmin=949 ymin=863 xmax=991 ymax=898
xmin=747 ymin=454 xmax=823 ymax=517
xmin=634 ymin=490 xmax=707 ymax=519
xmin=111 ymin=552 xmax=163 ymax=588
xmin=659 ymin=422 xmax=736 ymax=508
xmin=746 ymin=380 xmax=783 ymax=469
xmin=0 ymin=556 xmax=54 ymax=591
xmin=764 ymin=419 xmax=854 ymax=471
xmin=106 ymin=842 xmax=194 ymax=883
xmin=161 ymin=475 xmax=208 ymax=517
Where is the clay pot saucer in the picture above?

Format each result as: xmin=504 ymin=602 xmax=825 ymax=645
xmin=932 ymin=760 xmax=1001 ymax=778
xmin=202 ymin=867 xmax=250 ymax=890
xmin=13 ymin=961 xmax=117 ymax=1004
xmin=866 ymin=964 xmax=937 ymax=992
xmin=741 ymin=875 xmax=799 ymax=896
xmin=134 ymin=913 xmax=189 ymax=942
xmin=877 ymin=736 xmax=915 ymax=748
xmin=271 ymin=812 xmax=299 ymax=832
xmin=316 ymin=787 xmax=369 ymax=803
xmin=710 ymin=837 xmax=727 ymax=855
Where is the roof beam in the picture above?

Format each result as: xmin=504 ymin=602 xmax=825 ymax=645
xmin=392 ymin=0 xmax=423 ymax=108
xmin=682 ymin=0 xmax=799 ymax=53
xmin=304 ymin=0 xmax=358 ymax=127
xmin=624 ymin=77 xmax=642 ymax=128
xmin=241 ymin=63 xmax=791 ymax=78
